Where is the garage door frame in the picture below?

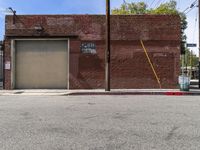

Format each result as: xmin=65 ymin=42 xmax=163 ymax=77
xmin=11 ymin=38 xmax=70 ymax=89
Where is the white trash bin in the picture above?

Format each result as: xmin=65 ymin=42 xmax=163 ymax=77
xmin=178 ymin=75 xmax=190 ymax=91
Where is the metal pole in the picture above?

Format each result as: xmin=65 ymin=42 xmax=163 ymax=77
xmin=185 ymin=53 xmax=187 ymax=76
xmin=13 ymin=10 xmax=16 ymax=24
xmin=190 ymin=50 xmax=193 ymax=79
xmin=8 ymin=8 xmax=16 ymax=24
xmin=105 ymin=0 xmax=111 ymax=91
xmin=199 ymin=0 xmax=200 ymax=88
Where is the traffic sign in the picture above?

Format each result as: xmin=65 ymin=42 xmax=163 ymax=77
xmin=187 ymin=43 xmax=197 ymax=47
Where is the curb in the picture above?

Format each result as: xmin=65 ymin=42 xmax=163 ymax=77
xmin=67 ymin=91 xmax=200 ymax=96
xmin=0 ymin=90 xmax=199 ymax=96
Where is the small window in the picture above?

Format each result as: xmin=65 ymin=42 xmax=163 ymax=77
xmin=81 ymin=42 xmax=96 ymax=54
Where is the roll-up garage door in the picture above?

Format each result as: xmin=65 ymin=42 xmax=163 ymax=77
xmin=15 ymin=40 xmax=68 ymax=89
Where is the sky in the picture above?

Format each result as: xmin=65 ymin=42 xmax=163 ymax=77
xmin=0 ymin=0 xmax=199 ymax=55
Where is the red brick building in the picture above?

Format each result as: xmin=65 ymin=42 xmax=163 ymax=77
xmin=3 ymin=15 xmax=181 ymax=89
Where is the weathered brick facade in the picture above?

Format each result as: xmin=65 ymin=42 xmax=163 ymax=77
xmin=4 ymin=15 xmax=181 ymax=89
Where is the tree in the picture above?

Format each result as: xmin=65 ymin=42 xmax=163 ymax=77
xmin=183 ymin=48 xmax=199 ymax=67
xmin=112 ymin=0 xmax=179 ymax=15
xmin=112 ymin=2 xmax=148 ymax=15
xmin=112 ymin=0 xmax=187 ymax=53
xmin=148 ymin=0 xmax=178 ymax=14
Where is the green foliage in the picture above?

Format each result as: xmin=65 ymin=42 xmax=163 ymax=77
xmin=112 ymin=2 xmax=148 ymax=15
xmin=112 ymin=0 xmax=180 ymax=15
xmin=179 ymin=13 xmax=187 ymax=42
xmin=148 ymin=0 xmax=178 ymax=14
xmin=183 ymin=48 xmax=199 ymax=67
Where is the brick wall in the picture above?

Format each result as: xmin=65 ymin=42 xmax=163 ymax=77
xmin=5 ymin=15 xmax=180 ymax=41
xmin=69 ymin=40 xmax=180 ymax=89
xmin=4 ymin=15 xmax=181 ymax=89
xmin=4 ymin=40 xmax=11 ymax=89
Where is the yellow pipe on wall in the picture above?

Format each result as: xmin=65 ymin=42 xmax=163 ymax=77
xmin=140 ymin=40 xmax=162 ymax=89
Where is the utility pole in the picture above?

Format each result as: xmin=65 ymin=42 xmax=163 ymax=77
xmin=199 ymin=0 xmax=200 ymax=88
xmin=190 ymin=50 xmax=193 ymax=79
xmin=105 ymin=0 xmax=111 ymax=91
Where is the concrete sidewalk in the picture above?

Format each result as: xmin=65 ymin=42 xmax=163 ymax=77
xmin=0 ymin=89 xmax=199 ymax=96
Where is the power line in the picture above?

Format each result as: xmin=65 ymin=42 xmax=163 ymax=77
xmin=123 ymin=0 xmax=128 ymax=11
xmin=150 ymin=0 xmax=157 ymax=8
xmin=155 ymin=0 xmax=165 ymax=8
xmin=123 ymin=0 xmax=127 ymax=4
xmin=160 ymin=0 xmax=167 ymax=5
xmin=183 ymin=0 xmax=197 ymax=14
xmin=185 ymin=5 xmax=197 ymax=14
xmin=177 ymin=0 xmax=180 ymax=10
xmin=191 ymin=10 xmax=198 ymax=44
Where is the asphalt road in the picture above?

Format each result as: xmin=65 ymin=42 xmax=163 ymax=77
xmin=0 ymin=95 xmax=200 ymax=150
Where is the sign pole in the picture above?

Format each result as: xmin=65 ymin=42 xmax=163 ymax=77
xmin=199 ymin=0 xmax=200 ymax=88
xmin=105 ymin=0 xmax=111 ymax=91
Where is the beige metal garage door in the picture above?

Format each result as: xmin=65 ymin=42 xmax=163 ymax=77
xmin=15 ymin=40 xmax=68 ymax=89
